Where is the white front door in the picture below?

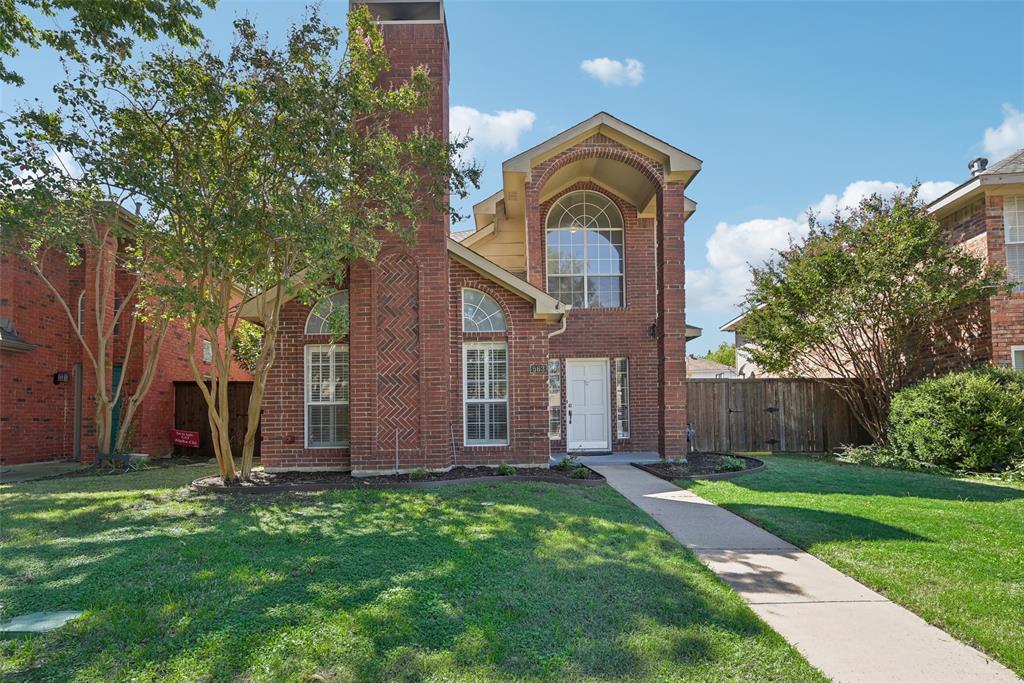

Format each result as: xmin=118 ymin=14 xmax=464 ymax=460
xmin=566 ymin=359 xmax=610 ymax=451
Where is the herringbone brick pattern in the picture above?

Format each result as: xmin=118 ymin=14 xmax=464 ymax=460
xmin=375 ymin=251 xmax=421 ymax=455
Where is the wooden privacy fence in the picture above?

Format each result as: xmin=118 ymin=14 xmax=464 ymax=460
xmin=687 ymin=379 xmax=870 ymax=453
xmin=173 ymin=381 xmax=260 ymax=459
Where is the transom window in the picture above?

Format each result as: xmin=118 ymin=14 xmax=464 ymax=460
xmin=546 ymin=190 xmax=624 ymax=308
xmin=462 ymin=289 xmax=507 ymax=332
xmin=305 ymin=344 xmax=350 ymax=448
xmin=464 ymin=342 xmax=509 ymax=446
xmin=1004 ymin=196 xmax=1024 ymax=293
xmin=305 ymin=291 xmax=349 ymax=335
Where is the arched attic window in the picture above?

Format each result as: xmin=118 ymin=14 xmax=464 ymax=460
xmin=545 ymin=189 xmax=624 ymax=308
xmin=462 ymin=289 xmax=507 ymax=332
xmin=305 ymin=291 xmax=349 ymax=335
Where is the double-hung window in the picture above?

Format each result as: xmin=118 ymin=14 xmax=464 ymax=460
xmin=1013 ymin=346 xmax=1024 ymax=372
xmin=305 ymin=344 xmax=349 ymax=448
xmin=464 ymin=342 xmax=508 ymax=446
xmin=1005 ymin=196 xmax=1024 ymax=292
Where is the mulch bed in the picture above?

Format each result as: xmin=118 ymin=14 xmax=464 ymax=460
xmin=193 ymin=464 xmax=604 ymax=494
xmin=635 ymin=453 xmax=764 ymax=481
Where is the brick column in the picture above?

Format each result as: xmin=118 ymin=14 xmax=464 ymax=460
xmin=657 ymin=182 xmax=687 ymax=458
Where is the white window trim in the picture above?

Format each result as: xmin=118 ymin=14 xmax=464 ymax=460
xmin=304 ymin=343 xmax=350 ymax=449
xmin=76 ymin=291 xmax=85 ymax=334
xmin=463 ymin=341 xmax=509 ymax=447
xmin=615 ymin=357 xmax=630 ymax=439
xmin=1012 ymin=345 xmax=1024 ymax=371
xmin=545 ymin=189 xmax=626 ymax=309
xmin=548 ymin=358 xmax=561 ymax=440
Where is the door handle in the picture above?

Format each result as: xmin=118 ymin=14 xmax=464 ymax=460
xmin=568 ymin=409 xmax=573 ymax=424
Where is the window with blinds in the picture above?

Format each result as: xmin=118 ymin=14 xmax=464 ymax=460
xmin=1004 ymin=196 xmax=1024 ymax=292
xmin=614 ymin=357 xmax=630 ymax=439
xmin=464 ymin=342 xmax=508 ymax=446
xmin=305 ymin=344 xmax=350 ymax=448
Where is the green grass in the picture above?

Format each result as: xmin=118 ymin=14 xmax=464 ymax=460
xmin=0 ymin=467 xmax=823 ymax=682
xmin=685 ymin=454 xmax=1024 ymax=676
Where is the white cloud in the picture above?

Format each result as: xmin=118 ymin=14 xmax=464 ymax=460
xmin=981 ymin=104 xmax=1024 ymax=162
xmin=580 ymin=57 xmax=644 ymax=86
xmin=686 ymin=179 xmax=956 ymax=316
xmin=449 ymin=106 xmax=536 ymax=158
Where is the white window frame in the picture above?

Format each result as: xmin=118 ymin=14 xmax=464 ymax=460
xmin=545 ymin=189 xmax=625 ymax=309
xmin=1004 ymin=196 xmax=1024 ymax=293
xmin=76 ymin=291 xmax=85 ymax=334
xmin=1012 ymin=345 xmax=1024 ymax=371
xmin=304 ymin=343 xmax=350 ymax=449
xmin=463 ymin=341 xmax=509 ymax=447
xmin=548 ymin=358 xmax=561 ymax=440
xmin=614 ymin=357 xmax=630 ymax=439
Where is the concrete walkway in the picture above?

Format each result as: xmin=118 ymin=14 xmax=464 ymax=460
xmin=590 ymin=464 xmax=1019 ymax=683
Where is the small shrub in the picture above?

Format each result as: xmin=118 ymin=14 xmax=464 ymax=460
xmin=497 ymin=463 xmax=515 ymax=476
xmin=554 ymin=455 xmax=578 ymax=471
xmin=714 ymin=456 xmax=747 ymax=473
xmin=888 ymin=367 xmax=1024 ymax=472
xmin=409 ymin=467 xmax=430 ymax=480
xmin=570 ymin=467 xmax=589 ymax=479
xmin=835 ymin=443 xmax=932 ymax=471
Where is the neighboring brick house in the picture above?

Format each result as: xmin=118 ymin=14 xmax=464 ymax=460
xmin=0 ymin=206 xmax=250 ymax=466
xmin=245 ymin=0 xmax=703 ymax=473
xmin=926 ymin=151 xmax=1024 ymax=373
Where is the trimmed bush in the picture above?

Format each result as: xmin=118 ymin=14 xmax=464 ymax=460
xmin=888 ymin=367 xmax=1024 ymax=472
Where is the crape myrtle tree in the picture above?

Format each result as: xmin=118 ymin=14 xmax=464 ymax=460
xmin=0 ymin=0 xmax=213 ymax=85
xmin=740 ymin=188 xmax=1006 ymax=443
xmin=105 ymin=6 xmax=479 ymax=482
xmin=0 ymin=130 xmax=173 ymax=455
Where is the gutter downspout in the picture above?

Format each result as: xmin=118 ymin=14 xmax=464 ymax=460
xmin=548 ymin=306 xmax=569 ymax=338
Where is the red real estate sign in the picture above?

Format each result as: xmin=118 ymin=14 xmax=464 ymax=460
xmin=172 ymin=429 xmax=200 ymax=449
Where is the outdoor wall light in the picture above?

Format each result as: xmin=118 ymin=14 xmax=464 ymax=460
xmin=53 ymin=371 xmax=69 ymax=385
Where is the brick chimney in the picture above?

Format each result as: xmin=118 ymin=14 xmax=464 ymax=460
xmin=347 ymin=0 xmax=453 ymax=473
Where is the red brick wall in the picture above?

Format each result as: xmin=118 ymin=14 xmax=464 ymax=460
xmin=984 ymin=194 xmax=1024 ymax=368
xmin=449 ymin=261 xmax=552 ymax=466
xmin=539 ymin=183 xmax=661 ymax=454
xmin=522 ymin=137 xmax=690 ymax=458
xmin=259 ymin=285 xmax=352 ymax=472
xmin=0 ymin=252 xmax=79 ymax=464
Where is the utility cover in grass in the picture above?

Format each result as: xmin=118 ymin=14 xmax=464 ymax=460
xmin=0 ymin=611 xmax=82 ymax=637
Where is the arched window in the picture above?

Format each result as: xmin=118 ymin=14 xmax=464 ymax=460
xmin=545 ymin=190 xmax=624 ymax=308
xmin=462 ymin=289 xmax=506 ymax=332
xmin=305 ymin=291 xmax=349 ymax=335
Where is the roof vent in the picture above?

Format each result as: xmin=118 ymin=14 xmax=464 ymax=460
xmin=968 ymin=157 xmax=988 ymax=176
xmin=353 ymin=1 xmax=443 ymax=22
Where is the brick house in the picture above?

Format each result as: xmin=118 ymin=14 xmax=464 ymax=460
xmin=0 ymin=205 xmax=250 ymax=466
xmin=245 ymin=0 xmax=702 ymax=474
xmin=926 ymin=151 xmax=1024 ymax=372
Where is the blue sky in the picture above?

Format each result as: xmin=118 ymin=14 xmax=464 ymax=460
xmin=4 ymin=1 xmax=1023 ymax=352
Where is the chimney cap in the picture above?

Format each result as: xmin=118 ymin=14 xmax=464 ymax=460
xmin=968 ymin=157 xmax=988 ymax=176
xmin=351 ymin=1 xmax=444 ymax=23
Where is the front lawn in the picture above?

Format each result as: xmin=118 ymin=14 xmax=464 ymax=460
xmin=0 ymin=467 xmax=823 ymax=682
xmin=686 ymin=454 xmax=1024 ymax=676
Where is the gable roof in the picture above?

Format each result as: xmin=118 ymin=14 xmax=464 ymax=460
xmin=927 ymin=147 xmax=1024 ymax=217
xmin=502 ymin=112 xmax=702 ymax=183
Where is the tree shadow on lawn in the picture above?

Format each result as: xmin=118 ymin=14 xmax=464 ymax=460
xmin=711 ymin=503 xmax=928 ymax=548
xmin=0 ymin=480 xmax=821 ymax=682
xmin=680 ymin=456 xmax=1024 ymax=503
